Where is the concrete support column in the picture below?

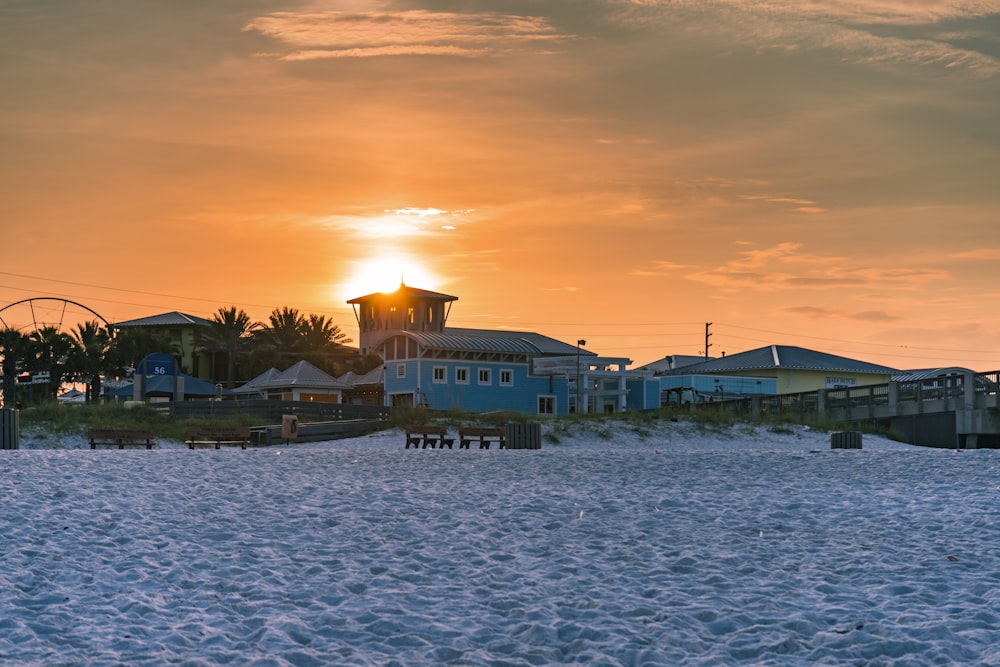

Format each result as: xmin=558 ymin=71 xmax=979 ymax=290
xmin=887 ymin=381 xmax=899 ymax=417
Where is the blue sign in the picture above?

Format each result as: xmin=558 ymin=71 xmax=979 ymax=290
xmin=140 ymin=353 xmax=175 ymax=377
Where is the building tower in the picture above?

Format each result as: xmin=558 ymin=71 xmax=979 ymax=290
xmin=347 ymin=283 xmax=458 ymax=354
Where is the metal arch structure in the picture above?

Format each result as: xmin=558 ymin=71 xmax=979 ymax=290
xmin=0 ymin=297 xmax=110 ymax=334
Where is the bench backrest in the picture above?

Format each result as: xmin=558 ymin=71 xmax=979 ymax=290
xmin=406 ymin=425 xmax=448 ymax=435
xmin=87 ymin=428 xmax=154 ymax=438
xmin=459 ymin=427 xmax=504 ymax=437
xmin=186 ymin=426 xmax=251 ymax=437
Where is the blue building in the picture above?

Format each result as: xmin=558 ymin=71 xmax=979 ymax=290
xmin=348 ymin=284 xmax=646 ymax=415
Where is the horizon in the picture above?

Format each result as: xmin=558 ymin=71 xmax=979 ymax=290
xmin=2 ymin=2 xmax=998 ymax=371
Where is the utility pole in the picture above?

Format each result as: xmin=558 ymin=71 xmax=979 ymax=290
xmin=704 ymin=322 xmax=712 ymax=359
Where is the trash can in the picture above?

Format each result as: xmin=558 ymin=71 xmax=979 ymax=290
xmin=281 ymin=414 xmax=299 ymax=444
xmin=1 ymin=408 xmax=19 ymax=450
xmin=831 ymin=431 xmax=862 ymax=449
xmin=505 ymin=422 xmax=541 ymax=450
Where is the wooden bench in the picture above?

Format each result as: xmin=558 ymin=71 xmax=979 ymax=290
xmin=185 ymin=426 xmax=251 ymax=450
xmin=87 ymin=428 xmax=156 ymax=450
xmin=459 ymin=427 xmax=506 ymax=450
xmin=405 ymin=425 xmax=455 ymax=449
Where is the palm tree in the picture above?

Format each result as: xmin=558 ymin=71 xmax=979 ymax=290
xmin=70 ymin=320 xmax=113 ymax=403
xmin=301 ymin=313 xmax=354 ymax=374
xmin=0 ymin=327 xmax=28 ymax=408
xmin=201 ymin=307 xmax=258 ymax=389
xmin=27 ymin=326 xmax=77 ymax=401
xmin=107 ymin=326 xmax=179 ymax=379
xmin=256 ymin=307 xmax=307 ymax=368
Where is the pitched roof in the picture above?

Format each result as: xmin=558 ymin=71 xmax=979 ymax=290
xmin=235 ymin=360 xmax=348 ymax=392
xmin=232 ymin=368 xmax=282 ymax=394
xmin=401 ymin=327 xmax=595 ymax=356
xmin=113 ymin=311 xmax=213 ymax=328
xmin=337 ymin=364 xmax=385 ymax=387
xmin=665 ymin=345 xmax=898 ymax=375
xmin=347 ymin=283 xmax=458 ymax=304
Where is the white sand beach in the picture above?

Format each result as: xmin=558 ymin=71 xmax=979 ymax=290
xmin=3 ymin=420 xmax=998 ymax=665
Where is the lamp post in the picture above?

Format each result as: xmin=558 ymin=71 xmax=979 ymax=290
xmin=576 ymin=339 xmax=586 ymax=414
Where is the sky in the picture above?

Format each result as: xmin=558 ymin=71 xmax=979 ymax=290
xmin=1 ymin=0 xmax=999 ymax=371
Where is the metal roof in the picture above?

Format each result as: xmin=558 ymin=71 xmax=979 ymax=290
xmin=664 ymin=345 xmax=898 ymax=375
xmin=113 ymin=311 xmax=213 ymax=328
xmin=892 ymin=367 xmax=976 ymax=382
xmin=234 ymin=361 xmax=348 ymax=392
xmin=401 ymin=327 xmax=595 ymax=356
xmin=347 ymin=284 xmax=459 ymax=304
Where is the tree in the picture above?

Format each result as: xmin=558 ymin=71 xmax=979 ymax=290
xmin=256 ymin=307 xmax=307 ymax=368
xmin=200 ymin=307 xmax=258 ymax=389
xmin=300 ymin=313 xmax=354 ymax=372
xmin=107 ymin=326 xmax=179 ymax=379
xmin=70 ymin=320 xmax=113 ymax=403
xmin=0 ymin=327 xmax=28 ymax=408
xmin=27 ymin=326 xmax=77 ymax=401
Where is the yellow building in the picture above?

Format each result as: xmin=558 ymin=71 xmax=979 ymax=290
xmin=655 ymin=345 xmax=897 ymax=395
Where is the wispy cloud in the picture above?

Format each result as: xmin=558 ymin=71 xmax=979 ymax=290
xmin=742 ymin=194 xmax=827 ymax=214
xmin=687 ymin=242 xmax=952 ymax=291
xmin=245 ymin=10 xmax=567 ymax=60
xmin=785 ymin=305 xmax=900 ymax=321
xmin=949 ymin=247 xmax=1000 ymax=260
xmin=319 ymin=207 xmax=468 ymax=238
xmin=616 ymin=0 xmax=1000 ymax=75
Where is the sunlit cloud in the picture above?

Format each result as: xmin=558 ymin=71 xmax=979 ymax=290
xmin=319 ymin=207 xmax=469 ymax=238
xmin=742 ymin=194 xmax=827 ymax=214
xmin=785 ymin=305 xmax=900 ymax=321
xmin=630 ymin=260 xmax=698 ymax=277
xmin=687 ymin=242 xmax=952 ymax=291
xmin=949 ymin=247 xmax=1000 ymax=260
xmin=245 ymin=10 xmax=567 ymax=60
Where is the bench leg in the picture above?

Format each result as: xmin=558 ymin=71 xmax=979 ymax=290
xmin=480 ymin=441 xmax=490 ymax=449
xmin=422 ymin=438 xmax=438 ymax=449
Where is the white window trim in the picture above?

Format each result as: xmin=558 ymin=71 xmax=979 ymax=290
xmin=499 ymin=369 xmax=514 ymax=387
xmin=455 ymin=367 xmax=470 ymax=385
xmin=396 ymin=363 xmax=406 ymax=379
xmin=537 ymin=395 xmax=556 ymax=415
xmin=478 ymin=368 xmax=492 ymax=386
xmin=432 ymin=366 xmax=447 ymax=384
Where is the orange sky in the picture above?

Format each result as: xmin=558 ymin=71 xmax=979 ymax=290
xmin=2 ymin=1 xmax=999 ymax=370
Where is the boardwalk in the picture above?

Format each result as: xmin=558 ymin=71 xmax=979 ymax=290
xmin=709 ymin=371 xmax=1000 ymax=448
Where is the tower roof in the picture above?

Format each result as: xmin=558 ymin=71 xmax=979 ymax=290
xmin=347 ymin=283 xmax=458 ymax=304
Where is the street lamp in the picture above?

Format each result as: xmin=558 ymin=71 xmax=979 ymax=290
xmin=576 ymin=339 xmax=586 ymax=414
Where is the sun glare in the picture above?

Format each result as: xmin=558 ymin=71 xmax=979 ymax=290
xmin=339 ymin=254 xmax=441 ymax=301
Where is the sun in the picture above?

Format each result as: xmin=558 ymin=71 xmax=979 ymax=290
xmin=339 ymin=253 xmax=441 ymax=301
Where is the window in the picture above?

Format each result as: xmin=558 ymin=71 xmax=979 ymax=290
xmin=433 ymin=366 xmax=447 ymax=383
xmin=396 ymin=364 xmax=406 ymax=379
xmin=456 ymin=367 xmax=469 ymax=384
xmin=499 ymin=369 xmax=513 ymax=386
xmin=538 ymin=396 xmax=555 ymax=415
xmin=478 ymin=368 xmax=492 ymax=385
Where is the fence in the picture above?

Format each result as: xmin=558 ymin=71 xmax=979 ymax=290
xmin=157 ymin=399 xmax=390 ymax=423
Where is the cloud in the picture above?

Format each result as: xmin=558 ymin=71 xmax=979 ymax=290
xmin=785 ymin=305 xmax=900 ymax=321
xmin=949 ymin=247 xmax=1000 ymax=260
xmin=245 ymin=10 xmax=567 ymax=60
xmin=630 ymin=260 xmax=699 ymax=276
xmin=742 ymin=194 xmax=827 ymax=214
xmin=615 ymin=0 xmax=1000 ymax=75
xmin=686 ymin=242 xmax=952 ymax=291
xmin=319 ymin=207 xmax=467 ymax=238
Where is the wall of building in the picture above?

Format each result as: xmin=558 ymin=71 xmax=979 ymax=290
xmin=383 ymin=358 xmax=572 ymax=415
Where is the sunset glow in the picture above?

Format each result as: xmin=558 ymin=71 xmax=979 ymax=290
xmin=1 ymin=1 xmax=998 ymax=370
xmin=338 ymin=254 xmax=442 ymax=302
